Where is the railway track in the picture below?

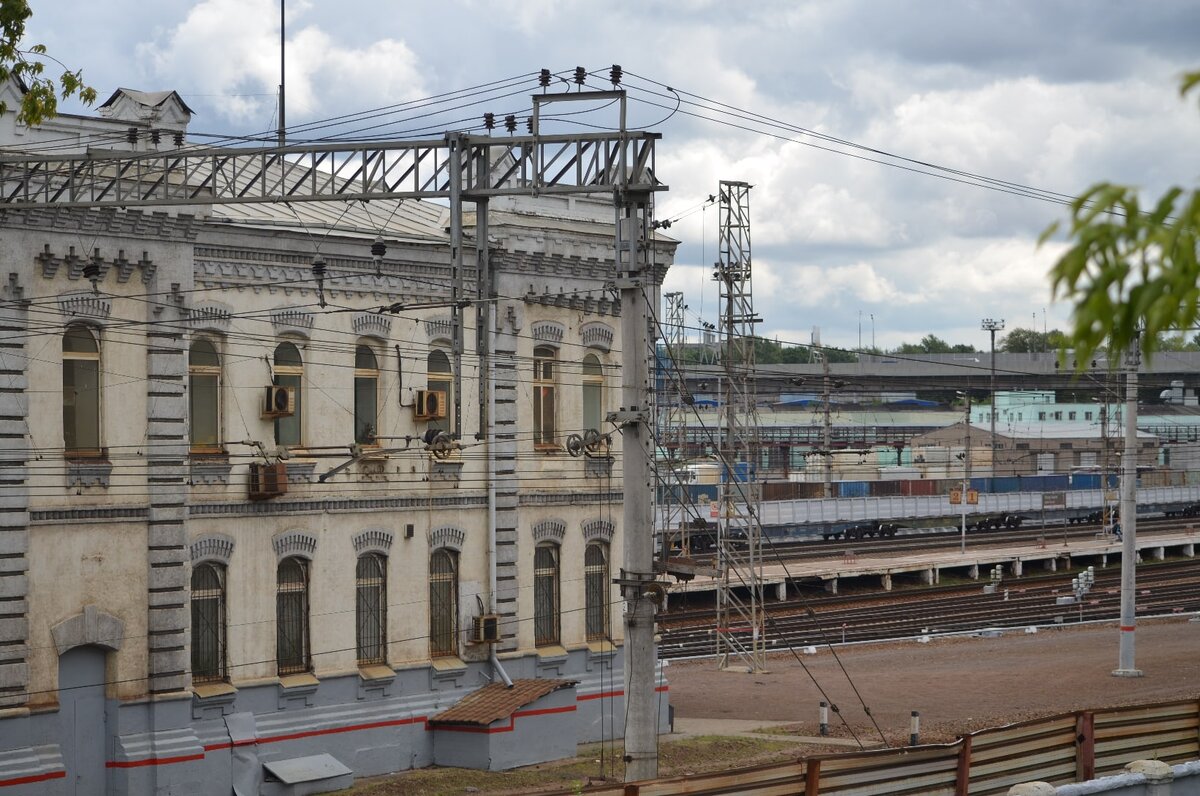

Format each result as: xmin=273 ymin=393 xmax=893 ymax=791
xmin=657 ymin=557 xmax=1200 ymax=659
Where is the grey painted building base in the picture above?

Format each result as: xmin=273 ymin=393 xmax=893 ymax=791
xmin=0 ymin=646 xmax=669 ymax=794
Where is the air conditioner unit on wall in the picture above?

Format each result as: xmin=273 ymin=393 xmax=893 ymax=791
xmin=261 ymin=386 xmax=295 ymax=418
xmin=414 ymin=389 xmax=447 ymax=421
xmin=472 ymin=614 xmax=501 ymax=644
xmin=249 ymin=461 xmax=288 ymax=500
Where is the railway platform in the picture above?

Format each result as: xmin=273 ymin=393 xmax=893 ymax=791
xmin=659 ymin=528 xmax=1199 ymax=606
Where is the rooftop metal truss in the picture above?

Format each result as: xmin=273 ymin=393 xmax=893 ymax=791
xmin=0 ymin=130 xmax=661 ymax=208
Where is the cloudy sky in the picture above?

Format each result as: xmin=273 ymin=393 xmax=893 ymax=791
xmin=28 ymin=1 xmax=1200 ymax=352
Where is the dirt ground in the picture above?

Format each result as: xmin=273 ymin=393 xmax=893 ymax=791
xmin=667 ymin=616 xmax=1200 ymax=745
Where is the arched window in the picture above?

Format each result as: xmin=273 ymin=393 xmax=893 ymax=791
xmin=427 ymin=349 xmax=452 ymax=433
xmin=63 ymin=325 xmax=100 ymax=454
xmin=354 ymin=345 xmax=379 ymax=445
xmin=276 ymin=556 xmax=310 ymax=674
xmin=533 ymin=346 xmax=557 ymax=447
xmin=189 ymin=338 xmax=221 ymax=452
xmin=582 ymin=353 xmax=603 ymax=434
xmin=356 ymin=553 xmax=387 ymax=665
xmin=273 ymin=342 xmax=303 ymax=447
xmin=534 ymin=543 xmax=560 ymax=646
xmin=191 ymin=562 xmax=227 ymax=682
xmin=585 ymin=542 xmax=610 ymax=642
xmin=429 ymin=549 xmax=458 ymax=657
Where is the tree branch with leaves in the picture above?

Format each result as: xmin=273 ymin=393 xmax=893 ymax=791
xmin=0 ymin=0 xmax=97 ymax=126
xmin=1044 ymin=70 xmax=1200 ymax=365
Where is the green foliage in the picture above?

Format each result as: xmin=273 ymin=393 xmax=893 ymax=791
xmin=998 ymin=326 xmax=1068 ymax=353
xmin=1045 ymin=70 xmax=1200 ymax=365
xmin=0 ymin=0 xmax=97 ymax=126
xmin=893 ymin=334 xmax=977 ymax=355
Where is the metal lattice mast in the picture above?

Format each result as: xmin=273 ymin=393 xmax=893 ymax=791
xmin=714 ymin=181 xmax=766 ymax=672
xmin=659 ymin=292 xmax=689 ymax=553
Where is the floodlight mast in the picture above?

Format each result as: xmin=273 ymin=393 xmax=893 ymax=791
xmin=0 ymin=91 xmax=667 ymax=780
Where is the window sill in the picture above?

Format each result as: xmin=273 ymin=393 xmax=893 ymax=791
xmin=358 ymin=664 xmax=395 ymax=682
xmin=534 ymin=445 xmax=563 ymax=455
xmin=278 ymin=672 xmax=319 ymax=690
xmin=193 ymin=681 xmax=237 ymax=699
xmin=535 ymin=644 xmax=569 ymax=661
xmin=430 ymin=656 xmax=467 ymax=673
xmin=586 ymin=639 xmax=617 ymax=656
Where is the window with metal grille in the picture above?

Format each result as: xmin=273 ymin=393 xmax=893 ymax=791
xmin=189 ymin=337 xmax=221 ymax=453
xmin=356 ymin=553 xmax=387 ymax=665
xmin=273 ymin=342 xmax=303 ymax=447
xmin=534 ymin=543 xmax=560 ymax=646
xmin=584 ymin=542 xmax=609 ymax=642
xmin=191 ymin=562 xmax=226 ymax=683
xmin=276 ymin=557 xmax=310 ymax=675
xmin=427 ymin=349 xmax=453 ymax=433
xmin=354 ymin=345 xmax=379 ymax=445
xmin=533 ymin=346 xmax=557 ymax=447
xmin=63 ymin=325 xmax=101 ymax=454
xmin=429 ymin=549 xmax=458 ymax=657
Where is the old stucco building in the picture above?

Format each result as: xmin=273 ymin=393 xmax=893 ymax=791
xmin=0 ymin=85 xmax=672 ymax=793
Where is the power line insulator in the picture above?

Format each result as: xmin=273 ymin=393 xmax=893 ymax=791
xmin=504 ymin=114 xmax=517 ymax=133
xmin=538 ymin=68 xmax=552 ymax=88
xmin=573 ymin=66 xmax=586 ymax=86
xmin=526 ymin=117 xmax=534 ymax=134
xmin=483 ymin=112 xmax=495 ymax=131
xmin=609 ymin=64 xmax=623 ymax=86
xmin=126 ymin=127 xmax=138 ymax=145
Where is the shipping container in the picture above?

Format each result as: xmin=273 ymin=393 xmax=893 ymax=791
xmin=838 ymin=481 xmax=871 ymax=498
xmin=990 ymin=476 xmax=1020 ymax=494
xmin=901 ymin=479 xmax=938 ymax=496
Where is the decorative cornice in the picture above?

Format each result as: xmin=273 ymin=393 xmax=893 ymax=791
xmin=272 ymin=529 xmax=317 ymax=560
xmin=58 ymin=291 xmax=112 ymax=323
xmin=582 ymin=519 xmax=615 ymax=542
xmin=429 ymin=525 xmax=466 ymax=551
xmin=580 ymin=322 xmax=614 ymax=352
xmin=190 ymin=301 xmax=232 ymax=331
xmin=271 ymin=307 xmax=314 ymax=338
xmin=352 ymin=312 xmax=392 ymax=340
xmin=532 ymin=519 xmax=567 ymax=543
xmin=425 ymin=316 xmax=453 ymax=343
xmin=190 ymin=534 xmax=235 ymax=564
xmin=353 ymin=528 xmax=394 ymax=556
xmin=520 ymin=491 xmax=623 ymax=507
xmin=532 ymin=321 xmax=566 ymax=346
xmin=0 ymin=207 xmax=202 ymax=241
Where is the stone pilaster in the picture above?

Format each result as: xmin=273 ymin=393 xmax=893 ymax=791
xmin=0 ymin=275 xmax=29 ymax=706
xmin=145 ymin=295 xmax=190 ymax=694
xmin=492 ymin=329 xmax=520 ymax=652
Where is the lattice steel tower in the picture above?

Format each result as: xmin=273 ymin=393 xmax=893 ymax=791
xmin=714 ymin=181 xmax=766 ymax=672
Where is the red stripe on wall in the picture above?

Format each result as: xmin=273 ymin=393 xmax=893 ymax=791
xmin=0 ymin=770 xmax=66 ymax=788
xmin=107 ymin=753 xmax=205 ymax=769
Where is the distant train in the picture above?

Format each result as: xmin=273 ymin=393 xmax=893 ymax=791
xmin=657 ymin=471 xmax=1200 ymax=542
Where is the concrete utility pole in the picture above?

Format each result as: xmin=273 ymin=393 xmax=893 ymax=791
xmin=614 ymin=189 xmax=660 ymax=780
xmin=981 ymin=318 xmax=1004 ymax=478
xmin=1114 ymin=340 xmax=1142 ymax=677
xmin=960 ymin=393 xmax=971 ymax=554
xmin=278 ymin=1 xmax=286 ymax=147
xmin=822 ymin=342 xmax=833 ymax=498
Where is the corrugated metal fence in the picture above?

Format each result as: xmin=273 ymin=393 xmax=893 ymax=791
xmin=560 ymin=698 xmax=1200 ymax=795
